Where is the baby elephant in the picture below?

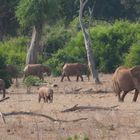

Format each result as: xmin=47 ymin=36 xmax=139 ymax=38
xmin=38 ymin=87 xmax=53 ymax=103
xmin=0 ymin=79 xmax=6 ymax=98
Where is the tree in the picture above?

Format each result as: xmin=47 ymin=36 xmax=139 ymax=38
xmin=121 ymin=0 xmax=140 ymax=19
xmin=16 ymin=0 xmax=59 ymax=64
xmin=0 ymin=0 xmax=19 ymax=40
xmin=79 ymin=0 xmax=100 ymax=84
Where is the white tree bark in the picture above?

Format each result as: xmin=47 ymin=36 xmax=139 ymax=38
xmin=26 ymin=25 xmax=42 ymax=64
xmin=79 ymin=0 xmax=100 ymax=84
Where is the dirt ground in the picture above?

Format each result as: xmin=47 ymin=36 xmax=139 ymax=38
xmin=0 ymin=74 xmax=140 ymax=140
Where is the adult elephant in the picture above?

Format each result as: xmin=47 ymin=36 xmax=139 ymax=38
xmin=61 ymin=63 xmax=90 ymax=82
xmin=23 ymin=64 xmax=51 ymax=80
xmin=112 ymin=66 xmax=140 ymax=102
xmin=6 ymin=64 xmax=18 ymax=86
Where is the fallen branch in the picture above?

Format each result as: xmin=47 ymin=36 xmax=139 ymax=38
xmin=61 ymin=104 xmax=119 ymax=113
xmin=3 ymin=111 xmax=88 ymax=123
xmin=0 ymin=97 xmax=10 ymax=102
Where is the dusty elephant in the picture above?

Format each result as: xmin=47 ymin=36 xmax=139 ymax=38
xmin=38 ymin=87 xmax=53 ymax=103
xmin=112 ymin=65 xmax=140 ymax=102
xmin=6 ymin=64 xmax=18 ymax=86
xmin=0 ymin=79 xmax=6 ymax=98
xmin=60 ymin=63 xmax=90 ymax=82
xmin=23 ymin=64 xmax=51 ymax=80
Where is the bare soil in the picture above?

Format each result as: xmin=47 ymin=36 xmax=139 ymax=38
xmin=0 ymin=74 xmax=140 ymax=140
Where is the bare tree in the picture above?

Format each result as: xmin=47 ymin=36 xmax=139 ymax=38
xmin=26 ymin=25 xmax=42 ymax=64
xmin=79 ymin=0 xmax=100 ymax=84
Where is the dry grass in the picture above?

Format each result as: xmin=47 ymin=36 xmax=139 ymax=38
xmin=0 ymin=74 xmax=140 ymax=140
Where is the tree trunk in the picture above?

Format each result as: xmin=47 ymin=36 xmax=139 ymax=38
xmin=26 ymin=24 xmax=42 ymax=64
xmin=79 ymin=0 xmax=100 ymax=84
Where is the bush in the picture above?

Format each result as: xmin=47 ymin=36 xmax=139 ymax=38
xmin=23 ymin=76 xmax=44 ymax=93
xmin=90 ymin=21 xmax=140 ymax=72
xmin=67 ymin=135 xmax=89 ymax=140
xmin=42 ymin=23 xmax=71 ymax=59
xmin=0 ymin=56 xmax=12 ymax=88
xmin=0 ymin=37 xmax=29 ymax=69
xmin=45 ymin=48 xmax=84 ymax=76
xmin=23 ymin=76 xmax=43 ymax=87
xmin=124 ymin=41 xmax=140 ymax=67
xmin=46 ymin=20 xmax=140 ymax=74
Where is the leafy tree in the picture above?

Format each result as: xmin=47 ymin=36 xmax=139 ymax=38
xmin=16 ymin=0 xmax=60 ymax=64
xmin=0 ymin=0 xmax=19 ymax=40
xmin=124 ymin=41 xmax=140 ymax=67
xmin=0 ymin=56 xmax=11 ymax=88
xmin=121 ymin=0 xmax=140 ymax=19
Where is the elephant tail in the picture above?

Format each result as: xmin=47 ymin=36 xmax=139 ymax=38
xmin=112 ymin=75 xmax=120 ymax=96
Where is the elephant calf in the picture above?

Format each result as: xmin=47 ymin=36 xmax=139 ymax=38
xmin=112 ymin=66 xmax=140 ymax=102
xmin=0 ymin=79 xmax=6 ymax=98
xmin=38 ymin=87 xmax=53 ymax=103
xmin=61 ymin=63 xmax=90 ymax=82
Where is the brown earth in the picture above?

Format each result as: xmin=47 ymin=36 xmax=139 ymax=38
xmin=0 ymin=74 xmax=140 ymax=140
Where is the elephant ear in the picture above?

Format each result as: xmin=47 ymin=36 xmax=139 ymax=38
xmin=130 ymin=66 xmax=140 ymax=79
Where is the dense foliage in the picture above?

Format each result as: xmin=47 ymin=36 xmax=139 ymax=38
xmin=44 ymin=21 xmax=140 ymax=75
xmin=0 ymin=37 xmax=28 ymax=67
xmin=1 ymin=0 xmax=140 ymax=80
xmin=0 ymin=56 xmax=11 ymax=88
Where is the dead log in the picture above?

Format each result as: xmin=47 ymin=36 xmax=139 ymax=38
xmin=3 ymin=111 xmax=88 ymax=123
xmin=61 ymin=104 xmax=119 ymax=113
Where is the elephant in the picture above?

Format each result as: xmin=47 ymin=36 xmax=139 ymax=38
xmin=6 ymin=64 xmax=18 ymax=86
xmin=60 ymin=63 xmax=90 ymax=82
xmin=38 ymin=87 xmax=53 ymax=103
xmin=112 ymin=65 xmax=140 ymax=102
xmin=0 ymin=79 xmax=6 ymax=98
xmin=23 ymin=64 xmax=51 ymax=80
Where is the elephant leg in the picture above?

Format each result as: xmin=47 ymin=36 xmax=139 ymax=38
xmin=67 ymin=75 xmax=71 ymax=81
xmin=38 ymin=96 xmax=41 ymax=103
xmin=76 ymin=75 xmax=79 ymax=82
xmin=44 ymin=97 xmax=47 ymax=103
xmin=80 ymin=75 xmax=83 ymax=81
xmin=39 ymin=74 xmax=44 ymax=80
xmin=3 ymin=88 xmax=5 ymax=98
xmin=133 ymin=89 xmax=139 ymax=102
xmin=117 ymin=92 xmax=121 ymax=102
xmin=60 ymin=73 xmax=65 ymax=82
xmin=15 ymin=78 xmax=18 ymax=87
xmin=120 ymin=91 xmax=128 ymax=102
xmin=46 ymin=97 xmax=49 ymax=103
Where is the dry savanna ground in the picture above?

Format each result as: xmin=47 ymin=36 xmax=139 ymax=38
xmin=0 ymin=74 xmax=140 ymax=140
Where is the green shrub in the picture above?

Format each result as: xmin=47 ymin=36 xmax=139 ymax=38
xmin=90 ymin=21 xmax=140 ymax=72
xmin=67 ymin=135 xmax=89 ymax=140
xmin=23 ymin=76 xmax=43 ymax=87
xmin=23 ymin=76 xmax=44 ymax=93
xmin=0 ymin=37 xmax=28 ymax=69
xmin=0 ymin=55 xmax=12 ymax=88
xmin=42 ymin=24 xmax=71 ymax=59
xmin=46 ymin=20 xmax=140 ymax=74
xmin=124 ymin=41 xmax=140 ymax=67
xmin=45 ymin=48 xmax=84 ymax=76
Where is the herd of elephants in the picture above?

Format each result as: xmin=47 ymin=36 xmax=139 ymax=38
xmin=0 ymin=63 xmax=140 ymax=103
